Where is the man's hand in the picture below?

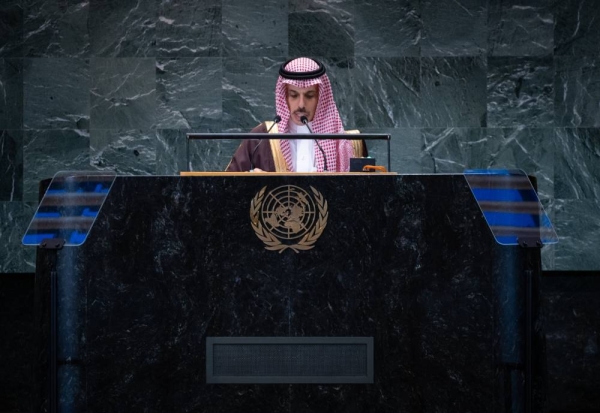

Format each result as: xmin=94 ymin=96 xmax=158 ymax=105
xmin=250 ymin=168 xmax=266 ymax=172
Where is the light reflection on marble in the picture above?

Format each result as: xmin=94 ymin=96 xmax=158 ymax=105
xmin=488 ymin=0 xmax=553 ymax=57
xmin=222 ymin=0 xmax=287 ymax=57
xmin=89 ymin=0 xmax=156 ymax=57
xmin=23 ymin=129 xmax=90 ymax=202
xmin=353 ymin=57 xmax=421 ymax=128
xmin=22 ymin=0 xmax=89 ymax=57
xmin=487 ymin=57 xmax=554 ymax=127
xmin=90 ymin=129 xmax=156 ymax=175
xmin=554 ymin=198 xmax=600 ymax=270
xmin=354 ymin=0 xmax=421 ymax=57
xmin=0 ymin=130 xmax=22 ymax=202
xmin=156 ymin=57 xmax=222 ymax=130
xmin=555 ymin=57 xmax=600 ymax=128
xmin=554 ymin=128 xmax=600 ymax=199
xmin=23 ymin=58 xmax=90 ymax=129
xmin=157 ymin=0 xmax=221 ymax=57
xmin=421 ymin=57 xmax=487 ymax=128
xmin=0 ymin=58 xmax=22 ymax=129
xmin=0 ymin=201 xmax=36 ymax=273
xmin=421 ymin=0 xmax=487 ymax=56
xmin=90 ymin=58 xmax=155 ymax=130
xmin=289 ymin=0 xmax=354 ymax=57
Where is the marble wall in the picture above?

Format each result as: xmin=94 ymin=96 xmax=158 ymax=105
xmin=1 ymin=0 xmax=600 ymax=272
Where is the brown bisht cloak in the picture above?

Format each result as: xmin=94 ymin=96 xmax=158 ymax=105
xmin=226 ymin=122 xmax=367 ymax=172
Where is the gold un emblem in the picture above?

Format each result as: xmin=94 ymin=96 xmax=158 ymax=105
xmin=250 ymin=185 xmax=328 ymax=253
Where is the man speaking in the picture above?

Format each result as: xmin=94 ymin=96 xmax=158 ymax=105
xmin=226 ymin=57 xmax=361 ymax=172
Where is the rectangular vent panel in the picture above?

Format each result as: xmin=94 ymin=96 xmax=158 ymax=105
xmin=206 ymin=337 xmax=373 ymax=384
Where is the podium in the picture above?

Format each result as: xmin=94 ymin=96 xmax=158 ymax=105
xmin=25 ymin=171 xmax=556 ymax=413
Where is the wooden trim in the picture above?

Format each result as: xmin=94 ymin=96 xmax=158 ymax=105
xmin=180 ymin=172 xmax=398 ymax=176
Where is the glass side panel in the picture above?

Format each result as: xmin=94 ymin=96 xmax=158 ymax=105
xmin=464 ymin=169 xmax=558 ymax=246
xmin=22 ymin=171 xmax=117 ymax=247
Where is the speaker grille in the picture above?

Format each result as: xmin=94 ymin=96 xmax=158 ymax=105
xmin=206 ymin=337 xmax=373 ymax=384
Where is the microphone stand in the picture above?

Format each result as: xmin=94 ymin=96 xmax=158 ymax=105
xmin=300 ymin=116 xmax=328 ymax=172
xmin=250 ymin=115 xmax=281 ymax=170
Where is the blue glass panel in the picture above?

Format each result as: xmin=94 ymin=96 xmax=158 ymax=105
xmin=81 ymin=208 xmax=98 ymax=218
xmin=470 ymin=188 xmax=539 ymax=202
xmin=494 ymin=235 xmax=519 ymax=245
xmin=482 ymin=211 xmax=537 ymax=228
xmin=464 ymin=169 xmax=558 ymax=246
xmin=22 ymin=171 xmax=117 ymax=247
xmin=69 ymin=231 xmax=87 ymax=244
xmin=23 ymin=233 xmax=57 ymax=244
xmin=36 ymin=212 xmax=61 ymax=218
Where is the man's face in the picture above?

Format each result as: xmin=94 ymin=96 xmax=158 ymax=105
xmin=286 ymin=84 xmax=319 ymax=125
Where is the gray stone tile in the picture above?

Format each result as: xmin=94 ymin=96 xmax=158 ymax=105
xmin=90 ymin=58 xmax=155 ymax=129
xmin=222 ymin=0 xmax=287 ymax=57
xmin=555 ymin=56 xmax=600 ymax=128
xmin=0 ymin=130 xmax=23 ymax=201
xmin=482 ymin=127 xmax=554 ymax=200
xmin=23 ymin=129 xmax=90 ymax=202
xmin=354 ymin=0 xmax=421 ymax=57
xmin=554 ymin=198 xmax=600 ymax=270
xmin=157 ymin=0 xmax=221 ymax=57
xmin=421 ymin=0 xmax=487 ymax=56
xmin=89 ymin=0 xmax=156 ymax=57
xmin=90 ymin=129 xmax=156 ymax=175
xmin=156 ymin=129 xmax=239 ymax=174
xmin=23 ymin=58 xmax=89 ymax=129
xmin=289 ymin=0 xmax=354 ymax=57
xmin=222 ymin=57 xmax=281 ymax=132
xmin=422 ymin=127 xmax=554 ymax=200
xmin=0 ymin=201 xmax=36 ymax=273
xmin=421 ymin=57 xmax=487 ymax=128
xmin=321 ymin=57 xmax=354 ymax=129
xmin=0 ymin=1 xmax=23 ymax=57
xmin=554 ymin=0 xmax=600 ymax=56
xmin=353 ymin=57 xmax=421 ymax=128
xmin=156 ymin=57 xmax=222 ymax=130
xmin=487 ymin=57 xmax=554 ymax=127
xmin=554 ymin=128 xmax=600 ymax=200
xmin=488 ymin=0 xmax=553 ymax=57
xmin=22 ymin=0 xmax=89 ymax=57
xmin=358 ymin=127 xmax=421 ymax=174
xmin=540 ymin=198 xmax=555 ymax=271
xmin=421 ymin=127 xmax=485 ymax=173
xmin=0 ymin=58 xmax=22 ymax=129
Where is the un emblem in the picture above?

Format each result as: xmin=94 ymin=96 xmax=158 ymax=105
xmin=250 ymin=185 xmax=328 ymax=253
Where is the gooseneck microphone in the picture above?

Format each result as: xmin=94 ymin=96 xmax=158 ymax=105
xmin=250 ymin=115 xmax=281 ymax=170
xmin=266 ymin=115 xmax=282 ymax=133
xmin=300 ymin=115 xmax=328 ymax=172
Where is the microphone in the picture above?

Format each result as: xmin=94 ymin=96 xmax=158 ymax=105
xmin=266 ymin=115 xmax=281 ymax=133
xmin=250 ymin=115 xmax=281 ymax=170
xmin=301 ymin=115 xmax=328 ymax=172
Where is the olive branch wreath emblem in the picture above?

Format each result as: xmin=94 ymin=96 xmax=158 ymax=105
xmin=250 ymin=185 xmax=328 ymax=253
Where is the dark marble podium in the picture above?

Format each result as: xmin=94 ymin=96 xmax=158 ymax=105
xmin=34 ymin=174 xmax=542 ymax=413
